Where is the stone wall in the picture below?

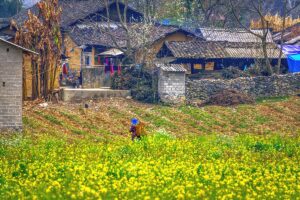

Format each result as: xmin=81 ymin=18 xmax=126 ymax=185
xmin=158 ymin=70 xmax=186 ymax=103
xmin=187 ymin=73 xmax=300 ymax=100
xmin=0 ymin=41 xmax=23 ymax=130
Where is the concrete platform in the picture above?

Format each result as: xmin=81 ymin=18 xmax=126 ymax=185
xmin=62 ymin=88 xmax=131 ymax=102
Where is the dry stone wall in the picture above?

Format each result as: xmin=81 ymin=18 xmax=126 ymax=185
xmin=187 ymin=73 xmax=300 ymax=100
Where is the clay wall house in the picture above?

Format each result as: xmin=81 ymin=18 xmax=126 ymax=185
xmin=0 ymin=0 xmax=144 ymax=95
xmin=157 ymin=28 xmax=287 ymax=74
xmin=0 ymin=0 xmax=199 ymax=91
xmin=65 ymin=22 xmax=197 ymax=69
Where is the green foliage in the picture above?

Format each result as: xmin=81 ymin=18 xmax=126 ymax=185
xmin=222 ymin=66 xmax=250 ymax=79
xmin=111 ymin=66 xmax=158 ymax=103
xmin=0 ymin=134 xmax=299 ymax=199
xmin=256 ymin=96 xmax=290 ymax=103
xmin=43 ymin=114 xmax=63 ymax=126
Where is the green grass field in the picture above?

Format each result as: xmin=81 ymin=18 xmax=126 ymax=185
xmin=1 ymin=97 xmax=300 ymax=199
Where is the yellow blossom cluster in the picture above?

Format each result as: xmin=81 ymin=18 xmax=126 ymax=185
xmin=0 ymin=134 xmax=299 ymax=199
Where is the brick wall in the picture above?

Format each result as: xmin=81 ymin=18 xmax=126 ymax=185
xmin=158 ymin=70 xmax=186 ymax=103
xmin=0 ymin=41 xmax=23 ymax=131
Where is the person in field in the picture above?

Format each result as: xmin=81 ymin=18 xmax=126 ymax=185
xmin=130 ymin=118 xmax=145 ymax=141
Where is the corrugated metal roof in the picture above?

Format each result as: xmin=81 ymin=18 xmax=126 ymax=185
xmin=200 ymin=28 xmax=274 ymax=43
xmin=225 ymin=47 xmax=284 ymax=59
xmin=156 ymin=63 xmax=187 ymax=72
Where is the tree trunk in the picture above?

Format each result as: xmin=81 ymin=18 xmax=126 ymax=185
xmin=276 ymin=0 xmax=288 ymax=74
xmin=261 ymin=38 xmax=273 ymax=75
xmin=31 ymin=57 xmax=37 ymax=100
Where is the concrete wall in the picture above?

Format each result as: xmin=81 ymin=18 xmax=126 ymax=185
xmin=82 ymin=67 xmax=109 ymax=88
xmin=0 ymin=41 xmax=23 ymax=130
xmin=62 ymin=88 xmax=130 ymax=102
xmin=187 ymin=73 xmax=300 ymax=100
xmin=158 ymin=70 xmax=186 ymax=103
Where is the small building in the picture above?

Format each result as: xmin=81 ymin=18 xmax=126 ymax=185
xmin=0 ymin=38 xmax=37 ymax=131
xmin=157 ymin=40 xmax=286 ymax=74
xmin=156 ymin=63 xmax=186 ymax=104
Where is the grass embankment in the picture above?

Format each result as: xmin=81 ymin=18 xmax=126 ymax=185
xmin=22 ymin=96 xmax=300 ymax=140
xmin=0 ymin=96 xmax=299 ymax=199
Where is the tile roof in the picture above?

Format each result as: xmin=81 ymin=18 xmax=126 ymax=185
xmin=156 ymin=63 xmax=187 ymax=72
xmin=8 ymin=0 xmax=142 ymax=29
xmin=68 ymin=22 xmax=196 ymax=48
xmin=200 ymin=28 xmax=274 ymax=43
xmin=165 ymin=40 xmax=228 ymax=59
xmin=273 ymin=23 xmax=300 ymax=45
xmin=164 ymin=40 xmax=284 ymax=59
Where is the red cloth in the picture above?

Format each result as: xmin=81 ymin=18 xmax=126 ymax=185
xmin=105 ymin=58 xmax=109 ymax=73
xmin=62 ymin=64 xmax=68 ymax=75
xmin=110 ymin=64 xmax=114 ymax=76
xmin=118 ymin=64 xmax=121 ymax=75
xmin=97 ymin=56 xmax=101 ymax=65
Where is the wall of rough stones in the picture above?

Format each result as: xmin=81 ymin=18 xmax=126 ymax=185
xmin=158 ymin=70 xmax=186 ymax=103
xmin=0 ymin=41 xmax=23 ymax=130
xmin=186 ymin=73 xmax=300 ymax=100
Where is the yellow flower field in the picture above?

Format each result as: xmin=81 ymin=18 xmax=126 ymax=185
xmin=1 ymin=133 xmax=299 ymax=199
xmin=1 ymin=97 xmax=300 ymax=199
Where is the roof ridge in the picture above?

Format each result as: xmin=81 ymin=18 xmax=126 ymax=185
xmin=0 ymin=38 xmax=38 ymax=54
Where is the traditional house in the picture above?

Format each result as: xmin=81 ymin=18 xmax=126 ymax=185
xmin=157 ymin=28 xmax=286 ymax=74
xmin=65 ymin=22 xmax=196 ymax=69
xmin=0 ymin=38 xmax=37 ymax=130
xmin=0 ymin=0 xmax=198 ymax=92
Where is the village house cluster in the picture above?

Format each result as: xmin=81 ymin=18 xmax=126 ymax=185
xmin=0 ymin=0 xmax=300 ymax=130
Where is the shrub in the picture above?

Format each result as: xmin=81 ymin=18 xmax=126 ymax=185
xmin=204 ymin=89 xmax=255 ymax=106
xmin=111 ymin=66 xmax=158 ymax=103
xmin=221 ymin=66 xmax=250 ymax=79
xmin=246 ymin=64 xmax=264 ymax=76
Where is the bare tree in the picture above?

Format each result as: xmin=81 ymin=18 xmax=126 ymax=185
xmin=229 ymin=0 xmax=276 ymax=75
xmin=12 ymin=0 xmax=62 ymax=100
xmin=68 ymin=0 xmax=160 ymax=66
xmin=276 ymin=0 xmax=300 ymax=74
xmin=249 ymin=0 xmax=300 ymax=74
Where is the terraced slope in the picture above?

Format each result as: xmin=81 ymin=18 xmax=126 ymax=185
xmin=22 ymin=96 xmax=300 ymax=141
